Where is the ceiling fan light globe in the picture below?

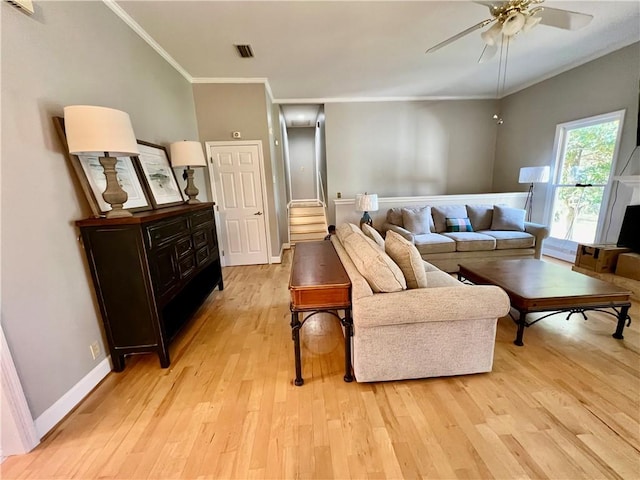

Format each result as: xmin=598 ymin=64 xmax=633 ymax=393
xmin=523 ymin=15 xmax=542 ymax=32
xmin=502 ymin=11 xmax=526 ymax=36
xmin=481 ymin=21 xmax=503 ymax=45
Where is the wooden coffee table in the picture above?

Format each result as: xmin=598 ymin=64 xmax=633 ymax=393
xmin=458 ymin=259 xmax=632 ymax=346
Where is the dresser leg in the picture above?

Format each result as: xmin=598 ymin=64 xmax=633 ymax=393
xmin=343 ymin=308 xmax=354 ymax=383
xmin=158 ymin=346 xmax=171 ymax=368
xmin=291 ymin=312 xmax=303 ymax=386
xmin=112 ymin=354 xmax=125 ymax=372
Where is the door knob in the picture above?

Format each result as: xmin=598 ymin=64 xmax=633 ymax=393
xmin=254 ymin=211 xmax=263 ymax=215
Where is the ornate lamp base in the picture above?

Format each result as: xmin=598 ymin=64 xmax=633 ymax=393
xmin=183 ymin=167 xmax=200 ymax=204
xmin=100 ymin=155 xmax=132 ymax=218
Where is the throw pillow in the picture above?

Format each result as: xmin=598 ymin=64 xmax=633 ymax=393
xmin=342 ymin=231 xmax=406 ymax=293
xmin=466 ymin=204 xmax=493 ymax=231
xmin=385 ymin=231 xmax=427 ymax=289
xmin=401 ymin=206 xmax=433 ymax=234
xmin=431 ymin=205 xmax=467 ymax=233
xmin=386 ymin=208 xmax=404 ymax=227
xmin=362 ymin=223 xmax=385 ymax=249
xmin=491 ymin=205 xmax=526 ymax=231
xmin=446 ymin=217 xmax=473 ymax=232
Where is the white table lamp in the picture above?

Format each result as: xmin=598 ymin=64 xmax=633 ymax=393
xmin=169 ymin=141 xmax=207 ymax=204
xmin=64 ymin=105 xmax=140 ymax=218
xmin=355 ymin=193 xmax=379 ymax=227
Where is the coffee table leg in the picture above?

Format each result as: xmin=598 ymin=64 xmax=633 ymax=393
xmin=514 ymin=310 xmax=526 ymax=346
xmin=291 ymin=311 xmax=304 ymax=386
xmin=613 ymin=305 xmax=630 ymax=340
xmin=343 ymin=308 xmax=354 ymax=383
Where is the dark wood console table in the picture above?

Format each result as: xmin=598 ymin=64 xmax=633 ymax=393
xmin=77 ymin=203 xmax=223 ymax=371
xmin=289 ymin=241 xmax=353 ymax=386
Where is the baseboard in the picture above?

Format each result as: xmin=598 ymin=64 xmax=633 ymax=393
xmin=270 ymin=254 xmax=281 ymax=264
xmin=34 ymin=357 xmax=111 ymax=438
xmin=270 ymin=243 xmax=292 ymax=264
xmin=283 ymin=242 xmax=291 ymax=250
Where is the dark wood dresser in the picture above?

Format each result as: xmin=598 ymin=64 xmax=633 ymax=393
xmin=76 ymin=203 xmax=223 ymax=371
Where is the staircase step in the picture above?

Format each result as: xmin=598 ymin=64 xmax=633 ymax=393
xmin=290 ymin=201 xmax=323 ymax=208
xmin=289 ymin=206 xmax=326 ymax=216
xmin=290 ymin=224 xmax=327 ymax=234
xmin=289 ymin=215 xmax=326 ymax=225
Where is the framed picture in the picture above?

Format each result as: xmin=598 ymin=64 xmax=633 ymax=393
xmin=134 ymin=141 xmax=185 ymax=209
xmin=53 ymin=117 xmax=152 ymax=217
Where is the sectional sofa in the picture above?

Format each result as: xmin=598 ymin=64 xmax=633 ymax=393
xmin=331 ymin=223 xmax=510 ymax=383
xmin=381 ymin=204 xmax=550 ymax=272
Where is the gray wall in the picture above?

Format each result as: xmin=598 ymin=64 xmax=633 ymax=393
xmin=325 ymin=100 xmax=499 ymax=208
xmin=192 ymin=83 xmax=283 ymax=257
xmin=494 ymin=43 xmax=640 ymax=240
xmin=287 ymin=128 xmax=317 ymax=200
xmin=270 ymin=104 xmax=289 ymax=248
xmin=1 ymin=1 xmax=198 ymax=418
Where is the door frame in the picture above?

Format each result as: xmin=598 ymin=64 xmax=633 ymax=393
xmin=543 ymin=109 xmax=626 ymax=260
xmin=205 ymin=140 xmax=272 ymax=267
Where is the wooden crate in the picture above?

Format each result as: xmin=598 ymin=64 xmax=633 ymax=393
xmin=575 ymin=244 xmax=631 ymax=273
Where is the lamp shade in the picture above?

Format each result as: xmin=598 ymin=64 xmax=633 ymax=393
xmin=355 ymin=193 xmax=379 ymax=212
xmin=169 ymin=141 xmax=207 ymax=168
xmin=519 ymin=166 xmax=550 ymax=184
xmin=63 ymin=105 xmax=139 ymax=156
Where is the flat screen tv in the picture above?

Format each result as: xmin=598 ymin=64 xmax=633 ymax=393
xmin=617 ymin=205 xmax=640 ymax=253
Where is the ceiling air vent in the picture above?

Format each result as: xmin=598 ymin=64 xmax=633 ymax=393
xmin=234 ymin=44 xmax=254 ymax=58
xmin=5 ymin=0 xmax=34 ymax=15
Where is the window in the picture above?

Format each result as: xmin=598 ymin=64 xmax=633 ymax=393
xmin=544 ymin=110 xmax=625 ymax=260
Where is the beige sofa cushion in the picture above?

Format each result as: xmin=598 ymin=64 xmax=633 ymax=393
xmin=432 ymin=205 xmax=467 ymax=233
xmin=413 ymin=233 xmax=456 ymax=254
xmin=362 ymin=223 xmax=385 ymax=249
xmin=401 ymin=206 xmax=434 ymax=234
xmin=466 ymin=205 xmax=494 ymax=231
xmin=442 ymin=232 xmax=497 ymax=252
xmin=491 ymin=205 xmax=526 ymax=231
xmin=343 ymin=231 xmax=406 ymax=293
xmin=386 ymin=208 xmax=404 ymax=227
xmin=384 ymin=231 xmax=427 ymax=289
xmin=478 ymin=230 xmax=535 ymax=249
xmin=337 ymin=223 xmax=361 ymax=242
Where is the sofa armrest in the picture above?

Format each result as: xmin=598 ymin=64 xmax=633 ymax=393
xmin=354 ymin=285 xmax=510 ymax=328
xmin=524 ymin=221 xmax=550 ymax=259
xmin=381 ymin=223 xmax=414 ymax=243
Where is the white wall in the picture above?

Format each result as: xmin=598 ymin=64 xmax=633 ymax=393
xmin=1 ymin=1 xmax=198 ymax=423
xmin=494 ymin=43 xmax=640 ymax=241
xmin=324 ymin=100 xmax=499 ymax=219
xmin=287 ymin=128 xmax=317 ymax=200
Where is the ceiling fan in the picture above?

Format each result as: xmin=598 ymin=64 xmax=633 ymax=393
xmin=426 ymin=0 xmax=594 ymax=60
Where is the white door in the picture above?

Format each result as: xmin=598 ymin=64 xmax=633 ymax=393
xmin=207 ymin=142 xmax=269 ymax=266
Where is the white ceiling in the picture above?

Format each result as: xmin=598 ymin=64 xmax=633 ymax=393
xmin=113 ymin=1 xmax=640 ymax=102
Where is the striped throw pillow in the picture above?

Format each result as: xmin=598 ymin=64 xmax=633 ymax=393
xmin=446 ymin=217 xmax=473 ymax=232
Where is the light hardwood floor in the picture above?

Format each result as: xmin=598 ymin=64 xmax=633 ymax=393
xmin=3 ymin=252 xmax=639 ymax=479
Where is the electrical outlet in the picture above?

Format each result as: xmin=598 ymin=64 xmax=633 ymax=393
xmin=89 ymin=341 xmax=100 ymax=360
xmin=232 ymin=131 xmax=241 ymax=139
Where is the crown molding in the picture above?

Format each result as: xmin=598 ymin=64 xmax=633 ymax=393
xmin=102 ymin=0 xmax=192 ymax=83
xmin=275 ymin=95 xmax=494 ymax=104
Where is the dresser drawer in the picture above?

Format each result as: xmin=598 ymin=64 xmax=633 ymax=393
xmin=146 ymin=216 xmax=190 ymax=250
xmin=179 ymin=254 xmax=196 ymax=279
xmin=175 ymin=236 xmax=193 ymax=259
xmin=192 ymin=228 xmax=208 ymax=249
xmin=190 ymin=208 xmax=215 ymax=229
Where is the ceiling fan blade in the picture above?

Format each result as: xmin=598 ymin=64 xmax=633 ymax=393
xmin=539 ymin=6 xmax=593 ymax=30
xmin=478 ymin=44 xmax=498 ymax=63
xmin=426 ymin=18 xmax=494 ymax=53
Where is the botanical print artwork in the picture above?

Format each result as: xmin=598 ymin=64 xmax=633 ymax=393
xmin=137 ymin=143 xmax=184 ymax=205
xmin=78 ymin=155 xmax=149 ymax=211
